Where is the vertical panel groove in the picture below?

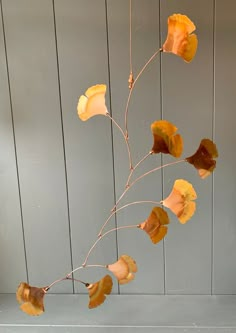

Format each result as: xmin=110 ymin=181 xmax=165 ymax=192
xmin=52 ymin=0 xmax=74 ymax=293
xmin=159 ymin=0 xmax=165 ymax=295
xmin=105 ymin=0 xmax=120 ymax=295
xmin=0 ymin=0 xmax=29 ymax=283
xmin=211 ymin=0 xmax=216 ymax=296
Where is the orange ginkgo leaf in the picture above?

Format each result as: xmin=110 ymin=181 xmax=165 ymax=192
xmin=186 ymin=139 xmax=218 ymax=179
xmin=107 ymin=255 xmax=137 ymax=284
xmin=77 ymin=84 xmax=108 ymax=121
xmin=151 ymin=120 xmax=183 ymax=157
xmin=86 ymin=275 xmax=113 ymax=309
xmin=16 ymin=282 xmax=48 ymax=316
xmin=162 ymin=179 xmax=197 ymax=224
xmin=138 ymin=207 xmax=169 ymax=244
xmin=163 ymin=14 xmax=198 ymax=62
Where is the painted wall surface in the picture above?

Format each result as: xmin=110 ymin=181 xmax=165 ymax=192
xmin=0 ymin=0 xmax=235 ymax=295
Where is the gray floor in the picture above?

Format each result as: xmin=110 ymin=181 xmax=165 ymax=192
xmin=1 ymin=294 xmax=236 ymax=332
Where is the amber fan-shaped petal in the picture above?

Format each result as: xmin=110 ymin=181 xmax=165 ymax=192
xmin=16 ymin=282 xmax=47 ymax=316
xmin=151 ymin=120 xmax=183 ymax=157
xmin=162 ymin=179 xmax=197 ymax=224
xmin=87 ymin=275 xmax=113 ymax=309
xmin=186 ymin=139 xmax=218 ymax=179
xmin=77 ymin=84 xmax=108 ymax=121
xmin=107 ymin=255 xmax=137 ymax=285
xmin=163 ymin=14 xmax=198 ymax=62
xmin=139 ymin=207 xmax=169 ymax=244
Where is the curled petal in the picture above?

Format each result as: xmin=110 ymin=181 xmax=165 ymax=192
xmin=162 ymin=179 xmax=197 ymax=224
xmin=151 ymin=120 xmax=183 ymax=157
xmin=163 ymin=14 xmax=198 ymax=62
xmin=87 ymin=275 xmax=113 ymax=309
xmin=186 ymin=139 xmax=218 ymax=179
xmin=107 ymin=255 xmax=137 ymax=285
xmin=77 ymin=84 xmax=108 ymax=121
xmin=16 ymin=282 xmax=47 ymax=316
xmin=139 ymin=207 xmax=169 ymax=244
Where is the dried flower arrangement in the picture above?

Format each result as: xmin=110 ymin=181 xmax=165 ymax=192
xmin=16 ymin=7 xmax=218 ymax=316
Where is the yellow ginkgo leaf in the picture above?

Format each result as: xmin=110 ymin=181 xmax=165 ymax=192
xmin=77 ymin=84 xmax=108 ymax=121
xmin=151 ymin=120 xmax=183 ymax=157
xmin=163 ymin=14 xmax=198 ymax=62
xmin=16 ymin=282 xmax=47 ymax=316
xmin=107 ymin=255 xmax=137 ymax=285
xmin=186 ymin=139 xmax=218 ymax=179
xmin=86 ymin=275 xmax=113 ymax=309
xmin=162 ymin=179 xmax=197 ymax=224
xmin=139 ymin=207 xmax=169 ymax=244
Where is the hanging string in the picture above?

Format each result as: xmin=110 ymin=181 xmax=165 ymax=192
xmin=128 ymin=0 xmax=134 ymax=89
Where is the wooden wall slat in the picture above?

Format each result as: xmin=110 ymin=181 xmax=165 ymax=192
xmin=54 ymin=0 xmax=118 ymax=293
xmin=107 ymin=0 xmax=164 ymax=294
xmin=2 ymin=0 xmax=73 ymax=293
xmin=160 ymin=0 xmax=214 ymax=294
xmin=0 ymin=2 xmax=27 ymax=292
xmin=213 ymin=0 xmax=236 ymax=294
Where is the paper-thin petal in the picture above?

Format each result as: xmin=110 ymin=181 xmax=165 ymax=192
xmin=151 ymin=120 xmax=183 ymax=157
xmin=77 ymin=95 xmax=89 ymax=121
xmin=182 ymin=34 xmax=198 ymax=62
xmin=163 ymin=14 xmax=198 ymax=62
xmin=77 ymin=84 xmax=108 ymax=121
xmin=16 ymin=282 xmax=30 ymax=303
xmin=20 ymin=302 xmax=44 ymax=316
xmin=16 ymin=282 xmax=46 ymax=316
xmin=87 ymin=275 xmax=113 ymax=309
xmin=179 ymin=201 xmax=196 ymax=224
xmin=162 ymin=179 xmax=197 ymax=224
xmin=121 ymin=255 xmax=137 ymax=273
xmin=186 ymin=139 xmax=218 ymax=178
xmin=198 ymin=169 xmax=211 ymax=179
xmin=151 ymin=225 xmax=168 ymax=244
xmin=169 ymin=134 xmax=184 ymax=158
xmin=139 ymin=207 xmax=169 ymax=244
xmin=174 ymin=179 xmax=197 ymax=201
xmin=85 ymin=84 xmax=106 ymax=97
xmin=107 ymin=255 xmax=137 ymax=285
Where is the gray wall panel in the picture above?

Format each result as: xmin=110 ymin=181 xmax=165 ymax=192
xmin=0 ymin=2 xmax=27 ymax=292
xmin=2 ymin=0 xmax=73 ymax=293
xmin=107 ymin=0 xmax=164 ymax=294
xmin=161 ymin=0 xmax=214 ymax=294
xmin=213 ymin=0 xmax=236 ymax=294
xmin=54 ymin=0 xmax=117 ymax=293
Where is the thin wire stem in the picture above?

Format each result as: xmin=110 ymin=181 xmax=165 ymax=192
xmin=126 ymin=151 xmax=152 ymax=187
xmin=47 ymin=264 xmax=107 ymax=290
xmin=126 ymin=137 xmax=133 ymax=170
xmin=47 ymin=277 xmax=67 ymax=290
xmin=130 ymin=159 xmax=186 ymax=188
xmin=66 ymin=277 xmax=87 ymax=285
xmin=115 ymin=200 xmax=162 ymax=212
xmin=98 ymin=199 xmax=161 ymax=237
xmin=47 ymin=276 xmax=87 ymax=290
xmin=86 ymin=264 xmax=107 ymax=269
xmin=111 ymin=186 xmax=129 ymax=212
xmin=106 ymin=113 xmax=133 ymax=170
xmin=82 ymin=224 xmax=138 ymax=267
xmin=106 ymin=113 xmax=126 ymax=140
xmin=67 ymin=264 xmax=107 ymax=277
xmin=125 ymin=48 xmax=163 ymax=136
